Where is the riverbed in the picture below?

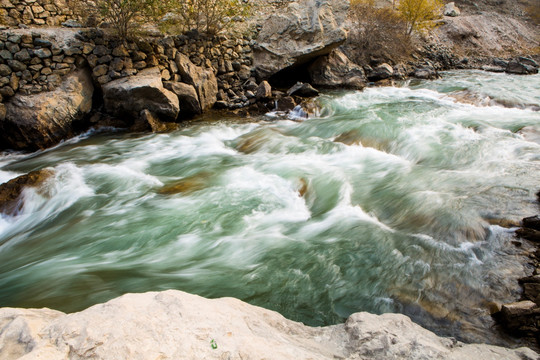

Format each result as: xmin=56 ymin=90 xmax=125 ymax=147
xmin=1 ymin=70 xmax=539 ymax=347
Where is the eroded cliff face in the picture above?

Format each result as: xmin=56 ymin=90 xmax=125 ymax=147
xmin=0 ymin=290 xmax=538 ymax=360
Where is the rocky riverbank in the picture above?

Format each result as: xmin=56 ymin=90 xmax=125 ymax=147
xmin=0 ymin=289 xmax=538 ymax=359
xmin=0 ymin=0 xmax=538 ymax=152
xmin=495 ymin=193 xmax=540 ymax=351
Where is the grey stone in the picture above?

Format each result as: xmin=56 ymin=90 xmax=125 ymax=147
xmin=287 ymin=82 xmax=319 ymax=97
xmin=309 ymin=50 xmax=366 ymax=89
xmin=175 ymin=53 xmax=218 ymax=111
xmin=0 ymin=49 xmax=13 ymax=60
xmin=253 ymin=0 xmax=349 ymax=79
xmin=0 ymin=290 xmax=537 ymax=360
xmin=7 ymin=59 xmax=26 ymax=72
xmin=164 ymin=81 xmax=202 ymax=117
xmin=255 ymin=80 xmax=272 ymax=100
xmin=33 ymin=48 xmax=52 ymax=59
xmin=14 ymin=48 xmax=31 ymax=62
xmin=367 ymin=63 xmax=394 ymax=81
xmin=1 ymin=69 xmax=93 ymax=151
xmin=33 ymin=38 xmax=52 ymax=47
xmin=0 ymin=64 xmax=12 ymax=76
xmin=92 ymin=64 xmax=108 ymax=77
xmin=102 ymin=67 xmax=179 ymax=121
xmin=64 ymin=46 xmax=82 ymax=56
xmin=443 ymin=2 xmax=460 ymax=16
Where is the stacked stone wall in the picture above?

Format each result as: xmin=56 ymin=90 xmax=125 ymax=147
xmin=1 ymin=0 xmax=75 ymax=27
xmin=0 ymin=28 xmax=255 ymax=109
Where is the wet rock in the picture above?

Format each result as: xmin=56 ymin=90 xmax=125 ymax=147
xmin=102 ymin=67 xmax=179 ymax=122
xmin=523 ymin=215 xmax=540 ymax=231
xmin=275 ymin=96 xmax=296 ymax=111
xmin=308 ymin=49 xmax=366 ymax=89
xmin=253 ymin=0 xmax=349 ymax=79
xmin=140 ymin=109 xmax=178 ymax=133
xmin=0 ymin=168 xmax=55 ymax=215
xmin=1 ymin=69 xmax=93 ymax=151
xmin=516 ymin=227 xmax=540 ymax=242
xmin=255 ymin=80 xmax=272 ymax=100
xmin=287 ymin=82 xmax=319 ymax=97
xmin=367 ymin=63 xmax=394 ymax=82
xmin=506 ymin=58 xmax=539 ymax=75
xmin=158 ymin=172 xmax=210 ymax=195
xmin=498 ymin=300 xmax=540 ymax=333
xmin=163 ymin=81 xmax=202 ymax=118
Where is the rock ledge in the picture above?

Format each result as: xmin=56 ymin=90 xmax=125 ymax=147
xmin=0 ymin=290 xmax=537 ymax=360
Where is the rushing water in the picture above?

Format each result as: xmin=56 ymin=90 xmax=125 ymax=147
xmin=1 ymin=70 xmax=539 ymax=347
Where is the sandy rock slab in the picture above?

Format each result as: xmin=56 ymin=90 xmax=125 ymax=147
xmin=0 ymin=290 xmax=538 ymax=360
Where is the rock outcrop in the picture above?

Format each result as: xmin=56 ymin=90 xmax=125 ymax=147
xmin=253 ymin=0 xmax=349 ymax=80
xmin=308 ymin=49 xmax=366 ymax=89
xmin=0 ymin=290 xmax=537 ymax=360
xmin=102 ymin=67 xmax=180 ymax=122
xmin=0 ymin=69 xmax=93 ymax=151
xmin=505 ymin=57 xmax=539 ymax=75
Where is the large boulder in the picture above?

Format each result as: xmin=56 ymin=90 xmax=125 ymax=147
xmin=367 ymin=63 xmax=394 ymax=82
xmin=506 ymin=57 xmax=539 ymax=75
xmin=163 ymin=81 xmax=202 ymax=118
xmin=253 ymin=0 xmax=349 ymax=80
xmin=175 ymin=53 xmax=218 ymax=111
xmin=0 ymin=69 xmax=93 ymax=151
xmin=308 ymin=50 xmax=366 ymax=89
xmin=102 ymin=67 xmax=180 ymax=122
xmin=0 ymin=290 xmax=537 ymax=360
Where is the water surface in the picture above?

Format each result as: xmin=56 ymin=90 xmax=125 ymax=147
xmin=1 ymin=70 xmax=539 ymax=346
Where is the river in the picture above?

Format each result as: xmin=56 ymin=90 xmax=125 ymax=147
xmin=1 ymin=70 xmax=539 ymax=347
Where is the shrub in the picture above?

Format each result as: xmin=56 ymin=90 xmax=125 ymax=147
xmin=397 ymin=0 xmax=443 ymax=36
xmin=347 ymin=0 xmax=412 ymax=64
xmin=161 ymin=0 xmax=250 ymax=36
xmin=69 ymin=0 xmax=164 ymax=39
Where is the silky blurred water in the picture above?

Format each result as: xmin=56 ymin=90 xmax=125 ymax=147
xmin=1 ymin=70 xmax=539 ymax=346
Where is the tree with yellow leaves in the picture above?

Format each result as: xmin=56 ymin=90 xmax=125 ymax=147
xmin=397 ymin=0 xmax=443 ymax=36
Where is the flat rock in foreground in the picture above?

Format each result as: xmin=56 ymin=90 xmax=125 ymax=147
xmin=0 ymin=290 xmax=537 ymax=360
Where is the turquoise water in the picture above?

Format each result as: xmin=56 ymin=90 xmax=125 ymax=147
xmin=1 ymin=71 xmax=539 ymax=346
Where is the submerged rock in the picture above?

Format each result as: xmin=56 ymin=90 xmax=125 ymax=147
xmin=253 ymin=0 xmax=349 ymax=79
xmin=158 ymin=172 xmax=211 ymax=195
xmin=0 ymin=290 xmax=537 ymax=360
xmin=516 ymin=227 xmax=540 ymax=242
xmin=1 ymin=69 xmax=93 ymax=151
xmin=0 ymin=168 xmax=54 ymax=215
xmin=287 ymin=82 xmax=319 ymax=97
